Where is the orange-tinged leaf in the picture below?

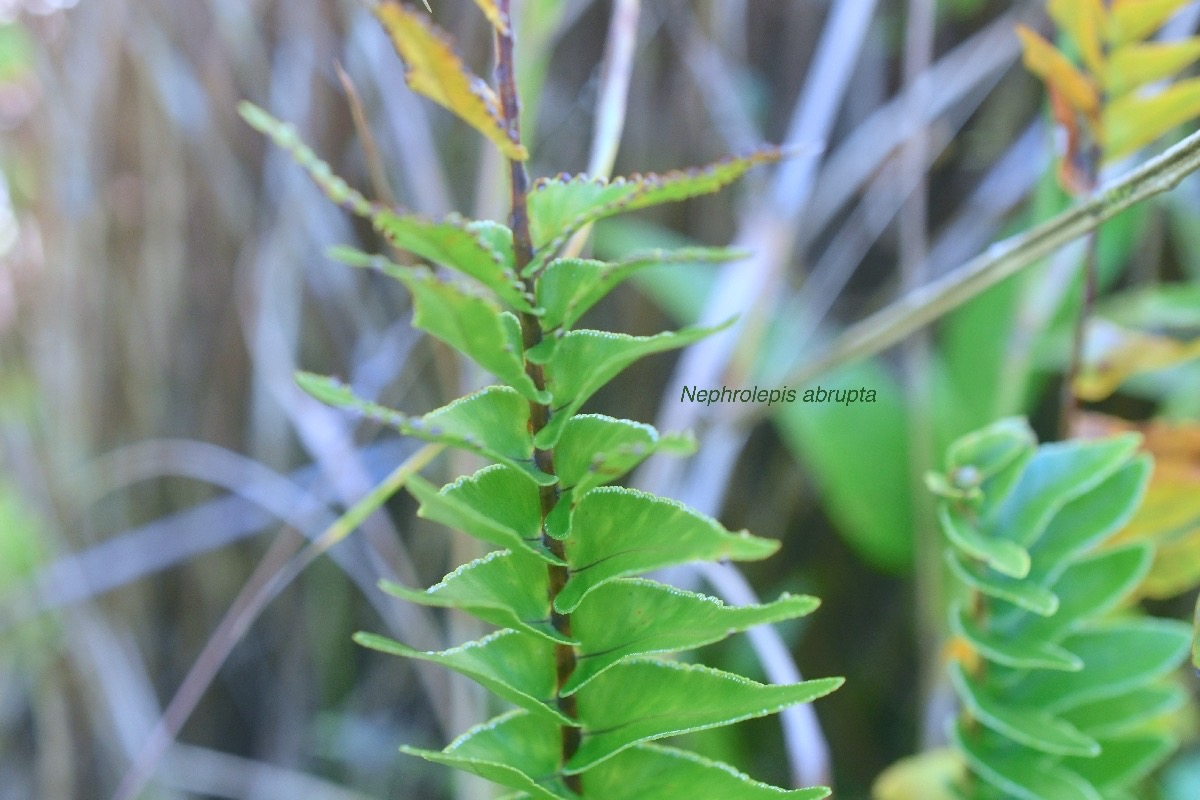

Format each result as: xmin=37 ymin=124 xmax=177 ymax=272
xmin=1048 ymin=85 xmax=1098 ymax=194
xmin=1017 ymin=26 xmax=1099 ymax=116
xmin=1077 ymin=414 xmax=1200 ymax=599
xmin=472 ymin=0 xmax=510 ymax=34
xmin=1111 ymin=0 xmax=1193 ymax=46
xmin=1048 ymin=0 xmax=1107 ymax=77
xmin=943 ymin=636 xmax=980 ymax=674
xmin=1106 ymin=75 xmax=1200 ymax=157
xmin=1106 ymin=39 xmax=1200 ymax=98
xmin=1075 ymin=318 xmax=1200 ymax=401
xmin=1125 ymin=465 xmax=1200 ymax=598
xmin=1074 ymin=414 xmax=1200 ymax=465
xmin=1098 ymin=283 xmax=1200 ymax=330
xmin=374 ymin=3 xmax=528 ymax=161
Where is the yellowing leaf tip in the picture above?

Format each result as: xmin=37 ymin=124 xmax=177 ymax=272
xmin=374 ymin=2 xmax=528 ymax=161
xmin=473 ymin=0 xmax=510 ymax=35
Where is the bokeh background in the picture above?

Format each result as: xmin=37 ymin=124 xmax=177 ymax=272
xmin=2 ymin=0 xmax=1199 ymax=798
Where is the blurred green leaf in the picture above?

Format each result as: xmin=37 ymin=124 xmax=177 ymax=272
xmin=1159 ymin=750 xmax=1200 ymax=799
xmin=937 ymin=422 xmax=1191 ymax=799
xmin=0 ymin=24 xmax=33 ymax=82
xmin=1193 ymin=595 xmax=1199 ymax=671
xmin=950 ymin=601 xmax=1081 ymax=671
xmin=940 ymin=504 xmax=1032 ymax=579
xmin=1061 ymin=734 xmax=1176 ymax=791
xmin=0 ymin=484 xmax=44 ymax=586
xmin=1097 ymin=282 xmax=1200 ymax=329
xmin=985 ymin=434 xmax=1141 ymax=549
xmin=1001 ymin=619 xmax=1192 ymax=712
xmin=946 ymin=548 xmax=1060 ymax=616
xmin=1026 ymin=455 xmax=1152 ymax=583
xmin=1058 ymin=685 xmax=1186 ymax=738
xmin=949 ymin=661 xmax=1100 ymax=756
xmin=945 ymin=417 xmax=1036 ymax=482
xmin=994 ymin=544 xmax=1152 ymax=646
xmin=871 ymin=748 xmax=963 ymax=800
xmin=774 ymin=361 xmax=913 ymax=573
xmin=935 ymin=252 xmax=1028 ymax=430
xmin=951 ymin=720 xmax=1100 ymax=800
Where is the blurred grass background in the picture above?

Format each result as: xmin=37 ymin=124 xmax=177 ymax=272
xmin=1 ymin=0 xmax=1198 ymax=798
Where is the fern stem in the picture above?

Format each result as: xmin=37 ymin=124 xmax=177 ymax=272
xmin=1058 ymin=71 xmax=1105 ymax=438
xmin=495 ymin=1 xmax=534 ymax=272
xmin=1058 ymin=228 xmax=1099 ymax=437
xmin=495 ymin=2 xmax=583 ymax=792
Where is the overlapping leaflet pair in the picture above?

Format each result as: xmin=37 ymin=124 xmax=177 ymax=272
xmin=929 ymin=418 xmax=1192 ymax=800
xmin=239 ymin=4 xmax=841 ymax=797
